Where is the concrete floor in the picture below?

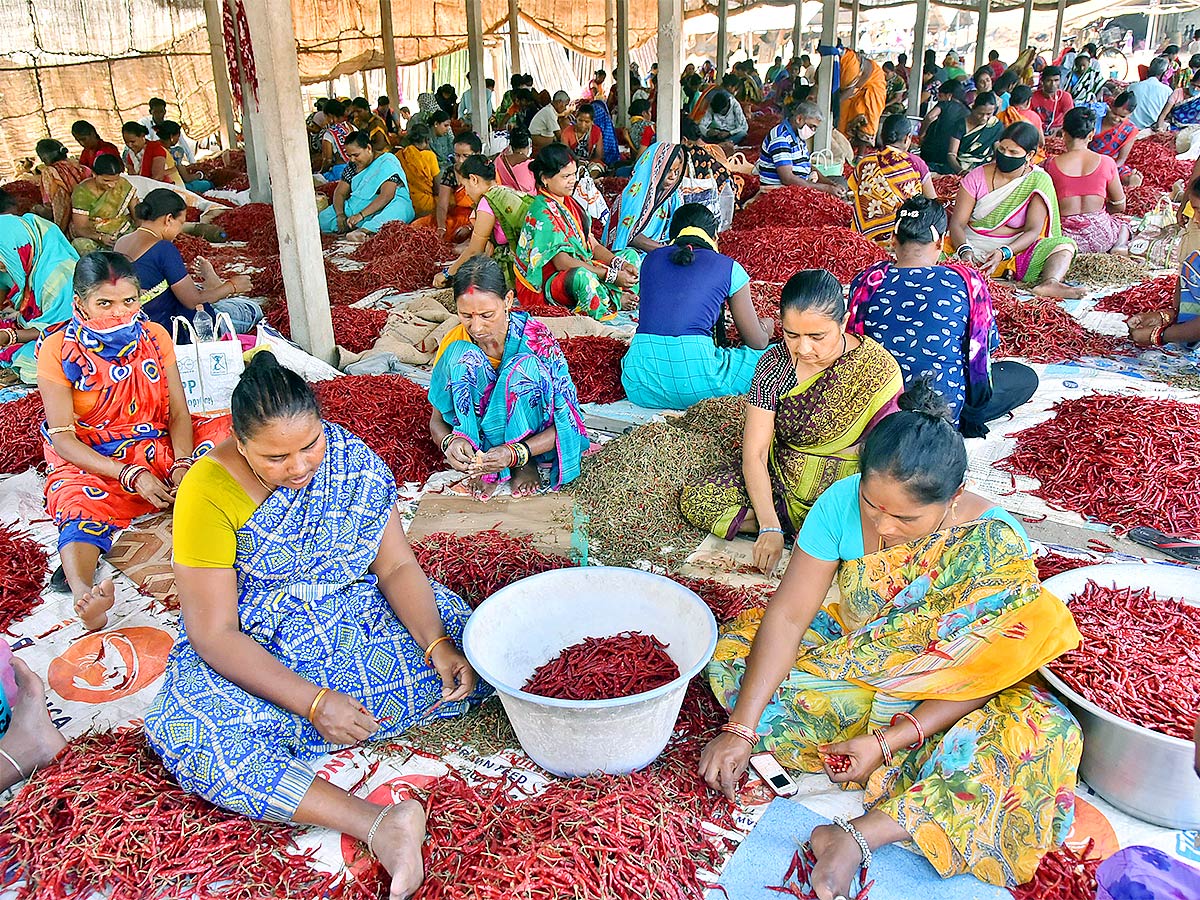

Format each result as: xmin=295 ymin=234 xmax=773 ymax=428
xmin=1018 ymin=514 xmax=1176 ymax=564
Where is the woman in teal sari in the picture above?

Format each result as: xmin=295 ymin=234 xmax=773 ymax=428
xmin=606 ymin=143 xmax=687 ymax=260
xmin=318 ymin=131 xmax=415 ymax=240
xmin=429 ymin=256 xmax=589 ymax=498
xmin=0 ymin=210 xmax=78 ymax=384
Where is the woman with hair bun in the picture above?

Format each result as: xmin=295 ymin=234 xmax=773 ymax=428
xmin=1045 ymin=107 xmax=1130 ymax=254
xmin=699 ymin=379 xmax=1083 ymax=900
xmin=848 ymin=195 xmax=1038 ymax=437
xmin=38 ymin=251 xmax=195 ymax=630
xmin=848 ymin=113 xmax=937 ymax=245
xmin=147 ymin=349 xmax=487 ymax=900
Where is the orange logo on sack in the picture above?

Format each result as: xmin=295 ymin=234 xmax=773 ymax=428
xmin=48 ymin=627 xmax=173 ymax=703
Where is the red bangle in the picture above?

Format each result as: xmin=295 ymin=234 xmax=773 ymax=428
xmin=890 ymin=712 xmax=925 ymax=750
xmin=720 ymin=722 xmax=758 ymax=747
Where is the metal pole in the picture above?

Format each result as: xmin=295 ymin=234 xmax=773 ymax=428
xmin=380 ymin=0 xmax=400 ymax=109
xmin=466 ymin=0 xmax=488 ymax=141
xmin=656 ymin=0 xmax=683 ymax=143
xmin=1019 ymin=0 xmax=1034 ymax=54
xmin=717 ymin=0 xmax=729 ymax=77
xmin=815 ymin=0 xmax=836 ymax=151
xmin=508 ymin=0 xmax=521 ymax=77
xmin=908 ymin=0 xmax=929 ymax=117
xmin=974 ymin=0 xmax=990 ymax=72
xmin=203 ymin=0 xmax=238 ymax=150
xmin=1053 ymin=0 xmax=1067 ymax=56
xmin=616 ymin=0 xmax=631 ymax=126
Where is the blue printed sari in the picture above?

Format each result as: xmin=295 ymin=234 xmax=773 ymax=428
xmin=0 ymin=213 xmax=78 ymax=383
xmin=429 ymin=310 xmax=589 ymax=488
xmin=317 ymin=151 xmax=415 ymax=233
xmin=146 ymin=422 xmax=487 ymax=821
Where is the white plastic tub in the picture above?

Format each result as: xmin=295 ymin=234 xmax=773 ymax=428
xmin=462 ymin=567 xmax=718 ymax=777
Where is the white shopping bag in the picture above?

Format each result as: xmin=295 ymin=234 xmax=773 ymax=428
xmin=172 ymin=312 xmax=244 ymax=416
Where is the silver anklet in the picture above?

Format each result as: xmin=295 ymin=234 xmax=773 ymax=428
xmin=0 ymin=748 xmax=28 ymax=781
xmin=831 ymin=816 xmax=872 ymax=870
xmin=366 ymin=803 xmax=395 ymax=856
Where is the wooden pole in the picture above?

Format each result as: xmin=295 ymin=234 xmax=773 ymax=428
xmin=656 ymin=0 xmax=683 ymax=143
xmin=974 ymin=0 xmax=990 ymax=72
xmin=229 ymin=5 xmax=268 ymax=199
xmin=815 ymin=0 xmax=836 ymax=152
xmin=851 ymin=0 xmax=861 ymax=48
xmin=239 ymin=0 xmax=334 ymax=363
xmin=203 ymin=0 xmax=238 ymax=150
xmin=616 ymin=0 xmax=631 ymax=126
xmin=380 ymin=0 xmax=400 ymax=108
xmin=508 ymin=0 xmax=521 ymax=77
xmin=908 ymin=0 xmax=929 ymax=117
xmin=466 ymin=0 xmax=488 ymax=142
xmin=792 ymin=0 xmax=803 ymax=61
xmin=717 ymin=0 xmax=729 ymax=77
xmin=359 ymin=70 xmax=370 ymax=99
xmin=605 ymin=0 xmax=616 ymax=78
xmin=1019 ymin=0 xmax=1034 ymax=54
xmin=1053 ymin=0 xmax=1067 ymax=56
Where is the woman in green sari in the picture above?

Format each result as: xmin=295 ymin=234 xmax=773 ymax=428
xmin=434 ymin=155 xmax=533 ymax=291
xmin=681 ymin=270 xmax=903 ymax=575
xmin=69 ymin=154 xmax=136 ymax=254
xmin=515 ymin=143 xmax=640 ymax=320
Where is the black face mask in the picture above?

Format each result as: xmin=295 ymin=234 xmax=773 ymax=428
xmin=994 ymin=150 xmax=1026 ymax=173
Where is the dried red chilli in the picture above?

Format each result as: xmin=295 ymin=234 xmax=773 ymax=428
xmin=598 ymin=175 xmax=630 ymax=208
xmin=999 ymin=393 xmax=1200 ymax=535
xmin=0 ymin=181 xmax=41 ymax=216
xmin=558 ymin=335 xmax=627 ymax=404
xmin=731 ymin=185 xmax=852 ymax=230
xmin=669 ymin=575 xmax=767 ymax=624
xmin=523 ymin=630 xmax=680 ymax=700
xmin=0 ymin=728 xmax=348 ymax=900
xmin=1124 ymin=183 xmax=1169 ymax=217
xmin=1048 ymin=580 xmax=1199 ymax=739
xmin=330 ymin=306 xmax=390 ymax=353
xmin=350 ymin=220 xmax=451 ymax=264
xmin=1126 ymin=140 xmax=1193 ymax=193
xmin=769 ymin=843 xmax=872 ymax=900
xmin=0 ymin=393 xmax=45 ymax=475
xmin=313 ymin=375 xmax=444 ymax=486
xmin=1034 ymin=551 xmax=1097 ymax=582
xmin=932 ymin=174 xmax=962 ymax=215
xmin=214 ymin=203 xmax=279 ymax=255
xmin=990 ymin=288 xmax=1132 ymax=363
xmin=411 ymin=529 xmax=575 ymax=609
xmin=1010 ymin=840 xmax=1101 ymax=900
xmin=1042 ymin=136 xmax=1066 ymax=158
xmin=0 ymin=523 xmax=50 ymax=633
xmin=721 ymin=227 xmax=888 ymax=284
xmin=1094 ymin=275 xmax=1178 ymax=316
xmin=516 ymin=300 xmax=574 ymax=318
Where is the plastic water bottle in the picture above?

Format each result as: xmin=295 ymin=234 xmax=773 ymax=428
xmin=192 ymin=306 xmax=215 ymax=342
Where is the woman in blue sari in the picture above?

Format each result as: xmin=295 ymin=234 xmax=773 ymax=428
xmin=590 ymin=100 xmax=622 ymax=168
xmin=318 ymin=131 xmax=415 ymax=240
xmin=429 ymin=255 xmax=589 ymax=498
xmin=146 ymin=351 xmax=487 ymax=900
xmin=607 ymin=143 xmax=687 ymax=260
xmin=0 ymin=209 xmax=78 ymax=384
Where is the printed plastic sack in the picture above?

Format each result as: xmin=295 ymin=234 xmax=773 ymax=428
xmin=172 ymin=312 xmax=244 ymax=416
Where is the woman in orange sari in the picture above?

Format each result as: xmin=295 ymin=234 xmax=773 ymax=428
xmin=38 ymin=251 xmax=196 ymax=631
xmin=834 ymin=47 xmax=888 ymax=144
xmin=849 ymin=115 xmax=937 ymax=245
xmin=35 ymin=140 xmax=91 ymax=235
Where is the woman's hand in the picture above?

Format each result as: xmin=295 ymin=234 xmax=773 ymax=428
xmin=699 ymin=732 xmax=753 ymax=801
xmin=227 ymin=274 xmax=253 ymax=295
xmin=819 ymin=734 xmax=885 ymax=785
xmin=443 ymin=437 xmax=476 ymax=472
xmin=336 ymin=213 xmax=349 ymax=234
xmin=311 ymin=689 xmax=380 ymax=745
xmin=432 ymin=270 xmax=450 ymax=289
xmin=615 ymin=267 xmax=639 ymax=290
xmin=1130 ymin=325 xmax=1163 ymax=347
xmin=347 ymin=213 xmax=364 ymax=229
xmin=169 ymin=466 xmax=188 ymax=488
xmin=469 ymin=446 xmax=514 ymax=475
xmin=430 ymin=641 xmax=478 ymax=703
xmin=753 ymin=531 xmax=786 ymax=576
xmin=979 ymin=249 xmax=1005 ymax=273
xmin=132 ymin=471 xmax=176 ymax=509
xmin=758 ymin=315 xmax=776 ymax=336
xmin=1126 ymin=310 xmax=1169 ymax=331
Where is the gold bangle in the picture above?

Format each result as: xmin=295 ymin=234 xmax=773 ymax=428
xmin=307 ymin=686 xmax=330 ymax=722
xmin=424 ymin=635 xmax=453 ymax=668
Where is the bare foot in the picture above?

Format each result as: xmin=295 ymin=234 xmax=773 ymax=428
xmin=0 ymin=659 xmax=66 ymax=789
xmin=510 ymin=462 xmax=541 ymax=497
xmin=346 ymin=229 xmax=372 ymax=243
xmin=74 ymin=578 xmax=115 ymax=632
xmin=371 ymin=800 xmax=426 ymax=900
xmin=1111 ymin=245 xmax=1130 ymax=256
xmin=809 ymin=824 xmax=864 ymax=900
xmin=467 ymin=476 xmax=500 ymax=500
xmin=620 ymin=291 xmax=639 ymax=311
xmin=1032 ymin=280 xmax=1086 ymax=300
xmin=1127 ymin=171 xmax=1144 ymax=189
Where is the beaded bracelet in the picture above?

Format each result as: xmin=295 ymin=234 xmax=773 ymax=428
xmin=720 ymin=722 xmax=758 ymax=747
xmin=889 ymin=712 xmax=926 ymax=750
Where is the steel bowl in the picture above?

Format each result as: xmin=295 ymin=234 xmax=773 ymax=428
xmin=1040 ymin=563 xmax=1200 ymax=829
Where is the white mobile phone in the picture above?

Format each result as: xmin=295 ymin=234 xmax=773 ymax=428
xmin=749 ymin=751 xmax=800 ymax=797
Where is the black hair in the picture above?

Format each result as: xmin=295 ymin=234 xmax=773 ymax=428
xmin=710 ymin=90 xmax=732 ymax=115
xmin=436 ymin=83 xmax=456 ymax=98
xmin=530 ymin=142 xmax=575 ymax=187
xmin=894 ymin=195 xmax=947 ymax=246
xmin=973 ymin=66 xmax=993 ymax=83
xmin=430 ymin=110 xmax=452 ymax=125
xmin=73 ymin=250 xmax=140 ymax=300
xmin=1113 ymin=90 xmax=1137 ymax=112
xmin=325 ymin=99 xmax=346 ymax=119
xmin=880 ymin=112 xmax=912 ymax=146
xmin=71 ymin=119 xmax=98 ymax=138
xmin=134 ymin=187 xmax=186 ymax=222
xmin=1041 ymin=65 xmax=1062 ymax=80
xmin=941 ymin=79 xmax=966 ymax=102
xmin=92 ymin=153 xmax=123 ymax=176
xmin=721 ymin=74 xmax=740 ymax=90
xmin=148 ymin=97 xmax=166 ymax=109
xmin=993 ymin=70 xmax=1019 ymax=95
xmin=507 ymin=125 xmax=531 ymax=150
xmin=988 ymin=50 xmax=999 ymax=60
xmin=680 ymin=116 xmax=702 ymax=141
xmin=628 ymin=98 xmax=650 ymax=117
xmin=453 ymin=130 xmax=483 ymax=153
xmin=1190 ymin=55 xmax=1200 ymax=69
xmin=452 ymin=254 xmax=508 ymax=300
xmin=510 ymin=74 xmax=523 ymax=90
xmin=683 ymin=73 xmax=703 ymax=92
xmin=344 ymin=130 xmax=372 ymax=150
xmin=378 ymin=95 xmax=391 ymax=106
xmin=667 ymin=202 xmax=717 ymax=266
xmin=0 ymin=191 xmax=14 ymax=215
xmin=1062 ymin=106 xmax=1096 ymax=139
xmin=351 ymin=97 xmax=371 ymax=111
xmin=576 ymin=103 xmax=595 ymax=119
xmin=485 ymin=78 xmax=495 ymax=88
xmin=860 ymin=378 xmax=966 ymax=504
xmin=924 ymin=48 xmax=937 ymax=67
xmin=231 ymin=351 xmax=320 ymax=441
xmin=1167 ymin=44 xmax=1180 ymax=56
xmin=121 ymin=121 xmax=149 ymax=138
xmin=898 ymin=53 xmax=907 ymax=64
xmin=35 ymin=139 xmax=68 ymax=163
xmin=972 ymin=90 xmax=997 ymax=110
xmin=1009 ymin=84 xmax=1034 ymax=106
xmin=460 ymin=153 xmax=496 ymax=180
xmin=1084 ymin=43 xmax=1098 ymax=57
xmin=779 ymin=269 xmax=845 ymax=321
xmin=1000 ymin=120 xmax=1041 ymax=154
xmin=155 ymin=120 xmax=182 ymax=139
xmin=406 ymin=122 xmax=431 ymax=146
xmin=521 ymin=74 xmax=534 ymax=86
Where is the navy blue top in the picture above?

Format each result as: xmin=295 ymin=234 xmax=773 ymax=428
xmin=133 ymin=240 xmax=194 ymax=332
xmin=635 ymin=245 xmax=750 ymax=338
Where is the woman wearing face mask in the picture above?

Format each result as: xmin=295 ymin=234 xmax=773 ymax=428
xmin=949 ymin=121 xmax=1083 ymax=299
xmin=1155 ymin=69 xmax=1200 ymax=129
xmin=146 ymin=350 xmax=488 ymax=900
xmin=849 ymin=114 xmax=937 ymax=246
xmin=698 ymin=379 xmax=1083 ymax=900
xmin=680 ymin=270 xmax=903 ymax=576
xmin=37 ymin=251 xmax=195 ymax=631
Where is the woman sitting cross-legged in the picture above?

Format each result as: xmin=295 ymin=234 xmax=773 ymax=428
xmin=318 ymin=130 xmax=415 ymax=240
xmin=38 ymin=252 xmax=195 ymax=631
xmin=145 ymin=351 xmax=489 ymax=900
xmin=680 ymin=269 xmax=903 ymax=575
xmin=698 ymin=381 xmax=1083 ymax=900
xmin=429 ymin=255 xmax=589 ymax=498
xmin=1045 ymin=107 xmax=1131 ymax=255
xmin=621 ymin=203 xmax=773 ymax=409
xmin=847 ymin=196 xmax=1038 ymax=438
